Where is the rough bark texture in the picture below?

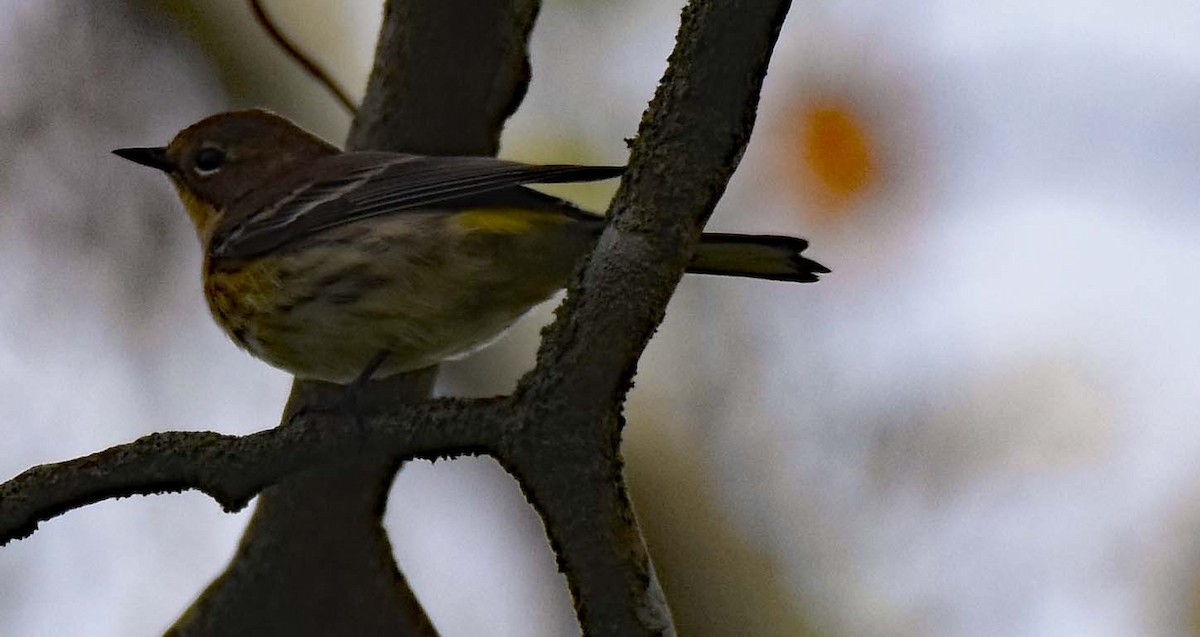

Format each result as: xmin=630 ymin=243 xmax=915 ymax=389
xmin=0 ymin=1 xmax=796 ymax=636
xmin=504 ymin=1 xmax=795 ymax=633
xmin=0 ymin=397 xmax=499 ymax=543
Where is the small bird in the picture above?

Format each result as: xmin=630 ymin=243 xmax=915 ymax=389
xmin=114 ymin=109 xmax=828 ymax=385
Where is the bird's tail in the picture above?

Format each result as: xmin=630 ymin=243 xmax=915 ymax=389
xmin=688 ymin=234 xmax=830 ymax=282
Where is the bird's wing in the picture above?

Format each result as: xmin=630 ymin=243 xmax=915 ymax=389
xmin=210 ymin=153 xmax=623 ymax=260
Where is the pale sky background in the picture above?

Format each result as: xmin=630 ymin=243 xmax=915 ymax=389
xmin=2 ymin=1 xmax=1200 ymax=636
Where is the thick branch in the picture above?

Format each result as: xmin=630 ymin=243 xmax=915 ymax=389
xmin=348 ymin=0 xmax=538 ymax=155
xmin=0 ymin=399 xmax=500 ymax=546
xmin=508 ymin=0 xmax=794 ymax=635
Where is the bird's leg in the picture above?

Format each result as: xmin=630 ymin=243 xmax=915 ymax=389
xmin=295 ymin=351 xmax=391 ymax=431
xmin=339 ymin=350 xmax=391 ymax=429
xmin=349 ymin=350 xmax=391 ymax=393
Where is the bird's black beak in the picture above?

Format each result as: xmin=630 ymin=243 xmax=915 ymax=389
xmin=112 ymin=146 xmax=173 ymax=172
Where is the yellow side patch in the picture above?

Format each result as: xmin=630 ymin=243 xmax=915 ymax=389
xmin=451 ymin=208 xmax=569 ymax=234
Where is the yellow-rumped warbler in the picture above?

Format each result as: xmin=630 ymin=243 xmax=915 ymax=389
xmin=114 ymin=109 xmax=828 ymax=384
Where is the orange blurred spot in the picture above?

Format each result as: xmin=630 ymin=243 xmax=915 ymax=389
xmin=798 ymin=102 xmax=876 ymax=207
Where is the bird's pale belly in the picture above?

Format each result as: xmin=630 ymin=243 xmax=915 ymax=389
xmin=201 ymin=218 xmax=581 ymax=383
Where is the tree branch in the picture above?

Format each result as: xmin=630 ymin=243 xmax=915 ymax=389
xmin=503 ymin=1 xmax=794 ymax=633
xmin=348 ymin=0 xmax=539 ymax=155
xmin=0 ymin=398 xmax=501 ymax=546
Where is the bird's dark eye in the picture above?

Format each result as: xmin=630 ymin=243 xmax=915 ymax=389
xmin=193 ymin=147 xmax=226 ymax=174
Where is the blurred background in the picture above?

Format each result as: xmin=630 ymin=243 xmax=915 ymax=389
xmin=2 ymin=0 xmax=1200 ymax=635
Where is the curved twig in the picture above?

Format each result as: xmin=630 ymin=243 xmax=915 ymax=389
xmin=248 ymin=0 xmax=358 ymax=114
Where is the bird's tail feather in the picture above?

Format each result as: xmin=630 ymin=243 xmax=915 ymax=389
xmin=688 ymin=233 xmax=829 ymax=282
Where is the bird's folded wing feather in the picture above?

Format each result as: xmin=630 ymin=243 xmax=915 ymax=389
xmin=210 ymin=153 xmax=623 ymax=260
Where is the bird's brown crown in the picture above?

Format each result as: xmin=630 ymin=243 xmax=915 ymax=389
xmin=164 ymin=109 xmax=340 ymax=214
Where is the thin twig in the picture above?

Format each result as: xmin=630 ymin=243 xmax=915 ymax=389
xmin=248 ymin=0 xmax=358 ymax=115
